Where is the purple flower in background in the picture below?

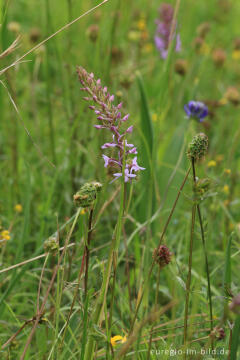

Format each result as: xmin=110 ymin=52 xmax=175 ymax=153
xmin=154 ymin=3 xmax=181 ymax=59
xmin=77 ymin=67 xmax=145 ymax=183
xmin=184 ymin=101 xmax=208 ymax=122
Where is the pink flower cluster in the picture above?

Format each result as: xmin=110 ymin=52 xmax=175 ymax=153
xmin=77 ymin=67 xmax=145 ymax=182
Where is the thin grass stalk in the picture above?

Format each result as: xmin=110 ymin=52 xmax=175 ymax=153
xmin=84 ymin=208 xmax=94 ymax=297
xmin=84 ymin=177 xmax=126 ymax=360
xmin=60 ymin=208 xmax=94 ymax=348
xmin=44 ymin=0 xmax=57 ymax=165
xmin=196 ymin=205 xmax=213 ymax=346
xmin=147 ymin=266 xmax=161 ymax=359
xmin=20 ymin=208 xmax=81 ymax=360
xmin=130 ymin=167 xmax=191 ymax=333
xmin=183 ymin=158 xmax=197 ymax=354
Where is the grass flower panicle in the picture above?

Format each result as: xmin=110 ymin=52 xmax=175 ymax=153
xmin=154 ymin=3 xmax=181 ymax=59
xmin=77 ymin=66 xmax=145 ymax=182
xmin=184 ymin=100 xmax=208 ymax=122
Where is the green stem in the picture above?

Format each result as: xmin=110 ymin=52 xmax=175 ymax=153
xmin=183 ymin=158 xmax=196 ymax=355
xmin=130 ymin=167 xmax=191 ymax=333
xmin=84 ymin=208 xmax=94 ymax=297
xmin=60 ymin=207 xmax=94 ymax=348
xmin=84 ymin=179 xmax=126 ymax=360
xmin=147 ymin=266 xmax=161 ymax=359
xmin=196 ymin=205 xmax=214 ymax=346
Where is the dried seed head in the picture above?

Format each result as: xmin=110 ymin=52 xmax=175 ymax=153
xmin=73 ymin=182 xmax=102 ymax=208
xmin=29 ymin=27 xmax=41 ymax=43
xmin=86 ymin=24 xmax=99 ymax=42
xmin=234 ymin=37 xmax=240 ymax=50
xmin=174 ymin=59 xmax=188 ymax=76
xmin=187 ymin=133 xmax=208 ymax=161
xmin=225 ymin=86 xmax=240 ymax=106
xmin=212 ymin=48 xmax=226 ymax=67
xmin=153 ymin=245 xmax=171 ymax=268
xmin=197 ymin=22 xmax=211 ymax=39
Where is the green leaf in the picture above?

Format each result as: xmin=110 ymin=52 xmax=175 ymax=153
xmin=230 ymin=315 xmax=240 ymax=360
xmin=224 ymin=233 xmax=233 ymax=297
xmin=136 ymin=71 xmax=153 ymax=158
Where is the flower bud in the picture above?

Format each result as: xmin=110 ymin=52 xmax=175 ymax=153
xmin=211 ymin=327 xmax=226 ymax=341
xmin=197 ymin=22 xmax=211 ymax=39
xmin=187 ymin=133 xmax=208 ymax=161
xmin=153 ymin=245 xmax=171 ymax=268
xmin=44 ymin=236 xmax=59 ymax=254
xmin=225 ymin=86 xmax=240 ymax=106
xmin=212 ymin=48 xmax=226 ymax=67
xmin=73 ymin=182 xmax=102 ymax=208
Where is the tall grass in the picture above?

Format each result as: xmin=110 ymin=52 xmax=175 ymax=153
xmin=1 ymin=0 xmax=240 ymax=359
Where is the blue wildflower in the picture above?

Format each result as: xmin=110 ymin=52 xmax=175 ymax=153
xmin=184 ymin=101 xmax=208 ymax=122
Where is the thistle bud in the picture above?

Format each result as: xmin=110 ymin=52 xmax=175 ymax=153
xmin=44 ymin=236 xmax=59 ymax=254
xmin=187 ymin=133 xmax=208 ymax=161
xmin=73 ymin=182 xmax=102 ymax=208
xmin=153 ymin=245 xmax=171 ymax=269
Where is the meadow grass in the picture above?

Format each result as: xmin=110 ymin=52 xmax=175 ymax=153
xmin=0 ymin=0 xmax=240 ymax=359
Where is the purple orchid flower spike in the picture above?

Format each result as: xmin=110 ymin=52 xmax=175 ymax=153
xmin=77 ymin=66 xmax=145 ymax=183
xmin=154 ymin=3 xmax=181 ymax=59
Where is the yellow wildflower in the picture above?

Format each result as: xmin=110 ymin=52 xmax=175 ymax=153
xmin=0 ymin=230 xmax=11 ymax=241
xmin=219 ymin=97 xmax=228 ymax=105
xmin=128 ymin=31 xmax=141 ymax=42
xmin=207 ymin=160 xmax=217 ymax=168
xmin=137 ymin=19 xmax=146 ymax=31
xmin=14 ymin=204 xmax=23 ymax=213
xmin=152 ymin=113 xmax=158 ymax=122
xmin=80 ymin=209 xmax=87 ymax=215
xmin=110 ymin=334 xmax=127 ymax=347
xmin=142 ymin=43 xmax=153 ymax=54
xmin=224 ymin=169 xmax=231 ymax=175
xmin=232 ymin=50 xmax=240 ymax=60
xmin=223 ymin=185 xmax=230 ymax=195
